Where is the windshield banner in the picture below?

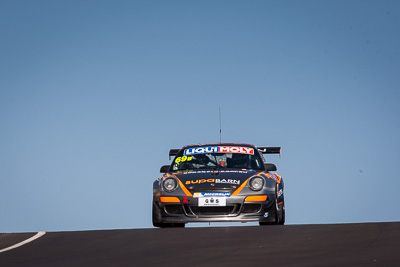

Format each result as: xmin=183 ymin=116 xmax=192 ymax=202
xmin=184 ymin=146 xmax=254 ymax=155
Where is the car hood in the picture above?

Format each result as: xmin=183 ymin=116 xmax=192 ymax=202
xmin=172 ymin=169 xmax=260 ymax=193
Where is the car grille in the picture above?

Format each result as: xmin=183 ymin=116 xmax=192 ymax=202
xmin=164 ymin=205 xmax=184 ymax=215
xmin=164 ymin=203 xmax=262 ymax=216
xmin=188 ymin=205 xmax=238 ymax=216
xmin=242 ymin=204 xmax=262 ymax=213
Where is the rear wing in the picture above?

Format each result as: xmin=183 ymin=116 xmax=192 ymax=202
xmin=169 ymin=149 xmax=180 ymax=159
xmin=257 ymin=147 xmax=281 ymax=157
xmin=170 ymin=147 xmax=281 ymax=156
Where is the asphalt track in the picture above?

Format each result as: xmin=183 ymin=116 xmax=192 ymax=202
xmin=1 ymin=222 xmax=399 ymax=266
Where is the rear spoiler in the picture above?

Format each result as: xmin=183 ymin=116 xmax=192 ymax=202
xmin=169 ymin=149 xmax=180 ymax=157
xmin=257 ymin=147 xmax=281 ymax=157
xmin=170 ymin=147 xmax=281 ymax=156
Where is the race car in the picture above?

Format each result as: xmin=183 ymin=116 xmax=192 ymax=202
xmin=152 ymin=143 xmax=285 ymax=227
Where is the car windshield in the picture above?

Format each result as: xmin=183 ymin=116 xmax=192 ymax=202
xmin=171 ymin=145 xmax=264 ymax=171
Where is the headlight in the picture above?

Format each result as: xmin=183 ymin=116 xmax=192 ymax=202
xmin=162 ymin=177 xmax=178 ymax=192
xmin=249 ymin=176 xmax=264 ymax=191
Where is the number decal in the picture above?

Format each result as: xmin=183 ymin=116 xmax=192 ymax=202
xmin=175 ymin=156 xmax=192 ymax=163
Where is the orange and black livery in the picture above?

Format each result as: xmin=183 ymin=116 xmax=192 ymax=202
xmin=152 ymin=143 xmax=285 ymax=227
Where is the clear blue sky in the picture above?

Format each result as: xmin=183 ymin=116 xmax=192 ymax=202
xmin=1 ymin=0 xmax=399 ymax=232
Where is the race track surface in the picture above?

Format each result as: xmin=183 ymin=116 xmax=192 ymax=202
xmin=1 ymin=222 xmax=399 ymax=266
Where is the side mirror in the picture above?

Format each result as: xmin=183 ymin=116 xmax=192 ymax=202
xmin=264 ymin=163 xmax=277 ymax=172
xmin=160 ymin=165 xmax=170 ymax=173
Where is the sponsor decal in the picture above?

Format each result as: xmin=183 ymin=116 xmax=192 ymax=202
xmin=219 ymin=146 xmax=254 ymax=154
xmin=220 ymin=170 xmax=250 ymax=174
xmin=264 ymin=212 xmax=269 ymax=218
xmin=174 ymin=170 xmax=250 ymax=175
xmin=184 ymin=146 xmax=254 ymax=155
xmin=186 ymin=179 xmax=240 ymax=185
xmin=215 ymin=179 xmax=240 ymax=185
xmin=198 ymin=197 xmax=226 ymax=206
xmin=186 ymin=179 xmax=215 ymax=184
xmin=184 ymin=146 xmax=219 ymax=155
xmin=278 ymin=189 xmax=283 ymax=198
xmin=194 ymin=192 xmax=231 ymax=198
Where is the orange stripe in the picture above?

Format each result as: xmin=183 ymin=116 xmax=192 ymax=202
xmin=273 ymin=173 xmax=281 ymax=183
xmin=245 ymin=195 xmax=267 ymax=202
xmin=232 ymin=179 xmax=248 ymax=196
xmin=160 ymin=197 xmax=180 ymax=203
xmin=173 ymin=174 xmax=193 ymax=197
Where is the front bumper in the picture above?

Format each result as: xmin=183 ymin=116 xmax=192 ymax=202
xmin=153 ymin=194 xmax=277 ymax=224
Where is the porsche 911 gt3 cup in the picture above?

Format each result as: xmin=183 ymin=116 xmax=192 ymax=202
xmin=152 ymin=143 xmax=285 ymax=227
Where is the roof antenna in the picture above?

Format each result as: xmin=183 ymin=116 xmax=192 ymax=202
xmin=219 ymin=107 xmax=222 ymax=143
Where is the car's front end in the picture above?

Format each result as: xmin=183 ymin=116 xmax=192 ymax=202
xmin=152 ymin=143 xmax=284 ymax=227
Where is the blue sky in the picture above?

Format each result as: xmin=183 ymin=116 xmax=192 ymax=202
xmin=1 ymin=0 xmax=399 ymax=232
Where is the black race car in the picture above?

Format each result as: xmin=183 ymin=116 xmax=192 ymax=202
xmin=152 ymin=143 xmax=284 ymax=227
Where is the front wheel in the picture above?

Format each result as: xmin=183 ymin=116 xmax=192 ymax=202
xmin=278 ymin=195 xmax=285 ymax=225
xmin=259 ymin=199 xmax=279 ymax=226
xmin=259 ymin=189 xmax=285 ymax=226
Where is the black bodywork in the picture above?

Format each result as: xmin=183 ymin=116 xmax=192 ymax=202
xmin=152 ymin=143 xmax=285 ymax=227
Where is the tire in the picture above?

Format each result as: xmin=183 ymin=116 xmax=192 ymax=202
xmin=259 ymin=199 xmax=279 ymax=226
xmin=278 ymin=195 xmax=285 ymax=225
xmin=260 ymin=186 xmax=285 ymax=226
xmin=152 ymin=202 xmax=161 ymax=226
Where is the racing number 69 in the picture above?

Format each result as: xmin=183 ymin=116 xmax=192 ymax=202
xmin=175 ymin=156 xmax=192 ymax=163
